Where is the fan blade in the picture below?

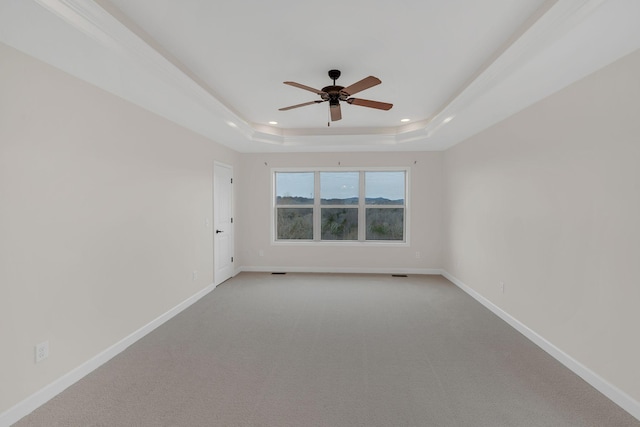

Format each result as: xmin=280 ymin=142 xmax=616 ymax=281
xmin=279 ymin=100 xmax=324 ymax=111
xmin=347 ymin=98 xmax=393 ymax=110
xmin=330 ymin=103 xmax=342 ymax=121
xmin=284 ymin=81 xmax=326 ymax=95
xmin=341 ymin=76 xmax=381 ymax=96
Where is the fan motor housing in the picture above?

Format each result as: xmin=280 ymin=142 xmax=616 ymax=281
xmin=324 ymin=70 xmax=349 ymax=101
xmin=321 ymin=85 xmax=349 ymax=102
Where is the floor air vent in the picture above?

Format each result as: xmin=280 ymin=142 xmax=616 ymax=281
xmin=392 ymin=274 xmax=408 ymax=277
xmin=271 ymin=272 xmax=287 ymax=275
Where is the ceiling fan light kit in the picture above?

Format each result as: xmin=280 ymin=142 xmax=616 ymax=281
xmin=280 ymin=69 xmax=393 ymax=125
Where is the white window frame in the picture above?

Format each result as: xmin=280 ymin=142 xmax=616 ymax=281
xmin=272 ymin=167 xmax=410 ymax=246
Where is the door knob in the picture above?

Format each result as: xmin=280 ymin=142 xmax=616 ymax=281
xmin=216 ymin=229 xmax=223 ymax=234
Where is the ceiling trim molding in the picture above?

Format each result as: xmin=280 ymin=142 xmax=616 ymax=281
xmin=247 ymin=0 xmax=609 ymax=147
xmin=33 ymin=0 xmax=255 ymax=140
xmin=29 ymin=0 xmax=612 ymax=152
xmin=418 ymin=0 xmax=608 ymax=138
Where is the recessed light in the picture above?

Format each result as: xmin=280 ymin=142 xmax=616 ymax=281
xmin=400 ymin=118 xmax=410 ymax=122
xmin=226 ymin=121 xmax=238 ymax=128
xmin=269 ymin=121 xmax=278 ymax=125
xmin=443 ymin=116 xmax=454 ymax=124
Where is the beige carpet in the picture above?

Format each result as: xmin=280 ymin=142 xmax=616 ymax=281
xmin=15 ymin=273 xmax=640 ymax=426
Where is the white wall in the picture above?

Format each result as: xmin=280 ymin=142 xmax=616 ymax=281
xmin=4 ymin=31 xmax=639 ymax=422
xmin=0 ymin=42 xmax=238 ymax=414
xmin=237 ymin=151 xmax=443 ymax=273
xmin=443 ymin=48 xmax=640 ymax=404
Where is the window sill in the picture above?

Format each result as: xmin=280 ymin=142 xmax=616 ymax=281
xmin=272 ymin=240 xmax=409 ymax=247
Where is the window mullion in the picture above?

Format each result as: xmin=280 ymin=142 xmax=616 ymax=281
xmin=359 ymin=170 xmax=365 ymax=241
xmin=313 ymin=171 xmax=320 ymax=241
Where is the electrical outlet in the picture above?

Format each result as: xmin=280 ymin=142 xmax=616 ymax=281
xmin=415 ymin=251 xmax=421 ymax=259
xmin=35 ymin=341 xmax=49 ymax=363
xmin=259 ymin=250 xmax=264 ymax=257
xmin=192 ymin=270 xmax=198 ymax=281
xmin=500 ymin=281 xmax=505 ymax=293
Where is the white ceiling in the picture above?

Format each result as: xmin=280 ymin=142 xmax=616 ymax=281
xmin=104 ymin=0 xmax=544 ymax=129
xmin=1 ymin=0 xmax=640 ymax=152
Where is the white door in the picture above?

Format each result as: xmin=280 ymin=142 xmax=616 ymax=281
xmin=214 ymin=162 xmax=234 ymax=286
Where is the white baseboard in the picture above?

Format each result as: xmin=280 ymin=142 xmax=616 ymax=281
xmin=0 ymin=282 xmax=218 ymax=427
xmin=5 ymin=272 xmax=637 ymax=424
xmin=441 ymin=270 xmax=640 ymax=422
xmin=238 ymin=266 xmax=443 ymax=275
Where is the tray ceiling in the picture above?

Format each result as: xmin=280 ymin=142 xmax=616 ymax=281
xmin=1 ymin=0 xmax=639 ymax=152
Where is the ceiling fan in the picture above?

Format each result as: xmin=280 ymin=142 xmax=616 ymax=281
xmin=279 ymin=69 xmax=393 ymax=124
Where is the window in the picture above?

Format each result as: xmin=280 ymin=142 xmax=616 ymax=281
xmin=365 ymin=171 xmax=405 ymax=240
xmin=321 ymin=172 xmax=359 ymax=240
xmin=275 ymin=172 xmax=314 ymax=240
xmin=274 ymin=168 xmax=407 ymax=243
